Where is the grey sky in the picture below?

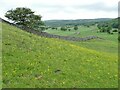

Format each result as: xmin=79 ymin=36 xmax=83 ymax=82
xmin=0 ymin=0 xmax=119 ymax=20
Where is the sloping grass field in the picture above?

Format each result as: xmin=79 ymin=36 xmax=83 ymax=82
xmin=2 ymin=22 xmax=118 ymax=88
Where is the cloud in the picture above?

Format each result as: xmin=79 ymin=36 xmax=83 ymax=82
xmin=33 ymin=0 xmax=118 ymax=15
xmin=0 ymin=0 xmax=119 ymax=20
xmin=74 ymin=2 xmax=117 ymax=12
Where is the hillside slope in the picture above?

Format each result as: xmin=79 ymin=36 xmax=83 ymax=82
xmin=2 ymin=22 xmax=118 ymax=88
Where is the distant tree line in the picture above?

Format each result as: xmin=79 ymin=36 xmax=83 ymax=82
xmin=97 ymin=23 xmax=113 ymax=34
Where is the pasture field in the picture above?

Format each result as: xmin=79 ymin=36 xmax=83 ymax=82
xmin=2 ymin=22 xmax=118 ymax=88
xmin=45 ymin=26 xmax=118 ymax=54
xmin=45 ymin=26 xmax=118 ymax=41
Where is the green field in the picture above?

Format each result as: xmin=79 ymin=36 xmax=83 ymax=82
xmin=45 ymin=26 xmax=118 ymax=41
xmin=45 ymin=26 xmax=118 ymax=54
xmin=2 ymin=22 xmax=118 ymax=88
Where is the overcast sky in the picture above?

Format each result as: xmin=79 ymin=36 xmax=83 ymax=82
xmin=0 ymin=0 xmax=119 ymax=20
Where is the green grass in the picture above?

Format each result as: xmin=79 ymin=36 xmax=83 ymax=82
xmin=69 ymin=39 xmax=118 ymax=55
xmin=45 ymin=26 xmax=118 ymax=41
xmin=2 ymin=22 xmax=118 ymax=88
xmin=45 ymin=26 xmax=118 ymax=54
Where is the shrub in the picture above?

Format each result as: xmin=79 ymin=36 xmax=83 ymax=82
xmin=52 ymin=27 xmax=56 ymax=29
xmin=74 ymin=25 xmax=78 ymax=30
xmin=68 ymin=29 xmax=71 ymax=31
xmin=112 ymin=29 xmax=118 ymax=32
xmin=61 ymin=27 xmax=67 ymax=31
xmin=51 ymin=27 xmax=57 ymax=30
xmin=110 ymin=32 xmax=113 ymax=34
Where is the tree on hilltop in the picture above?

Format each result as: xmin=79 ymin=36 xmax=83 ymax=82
xmin=5 ymin=7 xmax=44 ymax=31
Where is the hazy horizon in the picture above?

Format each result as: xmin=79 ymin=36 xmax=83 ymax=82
xmin=43 ymin=17 xmax=115 ymax=21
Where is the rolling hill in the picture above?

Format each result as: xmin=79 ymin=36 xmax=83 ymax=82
xmin=2 ymin=22 xmax=118 ymax=88
xmin=44 ymin=18 xmax=112 ymax=27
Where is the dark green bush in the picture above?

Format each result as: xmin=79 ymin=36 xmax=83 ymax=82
xmin=61 ymin=27 xmax=67 ymax=31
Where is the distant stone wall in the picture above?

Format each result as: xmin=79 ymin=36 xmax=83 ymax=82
xmin=1 ymin=18 xmax=103 ymax=41
xmin=40 ymin=32 xmax=103 ymax=41
xmin=21 ymin=28 xmax=103 ymax=41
